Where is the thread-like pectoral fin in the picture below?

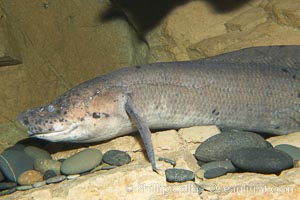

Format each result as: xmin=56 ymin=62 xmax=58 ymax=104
xmin=125 ymin=99 xmax=158 ymax=172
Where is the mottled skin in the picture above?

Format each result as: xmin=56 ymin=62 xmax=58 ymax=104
xmin=17 ymin=46 xmax=300 ymax=170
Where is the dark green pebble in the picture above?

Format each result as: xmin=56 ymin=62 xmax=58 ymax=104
xmin=32 ymin=181 xmax=46 ymax=188
xmin=201 ymin=160 xmax=237 ymax=173
xmin=24 ymin=146 xmax=52 ymax=160
xmin=61 ymin=149 xmax=102 ymax=175
xmin=0 ymin=150 xmax=33 ymax=182
xmin=195 ymin=130 xmax=270 ymax=162
xmin=16 ymin=185 xmax=33 ymax=191
xmin=230 ymin=147 xmax=293 ymax=174
xmin=46 ymin=175 xmax=66 ymax=184
xmin=158 ymin=157 xmax=176 ymax=166
xmin=204 ymin=167 xmax=227 ymax=179
xmin=275 ymin=144 xmax=300 ymax=161
xmin=165 ymin=168 xmax=195 ymax=182
xmin=102 ymin=150 xmax=131 ymax=166
xmin=43 ymin=170 xmax=57 ymax=180
xmin=0 ymin=187 xmax=16 ymax=196
xmin=0 ymin=182 xmax=17 ymax=190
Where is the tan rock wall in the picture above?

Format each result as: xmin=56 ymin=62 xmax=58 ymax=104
xmin=0 ymin=0 xmax=148 ymax=124
xmin=0 ymin=0 xmax=299 ymax=155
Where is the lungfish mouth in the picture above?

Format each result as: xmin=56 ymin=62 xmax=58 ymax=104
xmin=29 ymin=123 xmax=79 ymax=140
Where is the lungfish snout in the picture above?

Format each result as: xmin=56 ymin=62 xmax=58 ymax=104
xmin=17 ymin=111 xmax=30 ymax=127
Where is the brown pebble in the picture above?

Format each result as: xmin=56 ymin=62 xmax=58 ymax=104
xmin=17 ymin=170 xmax=43 ymax=186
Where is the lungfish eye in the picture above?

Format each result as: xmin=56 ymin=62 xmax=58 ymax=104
xmin=47 ymin=104 xmax=54 ymax=112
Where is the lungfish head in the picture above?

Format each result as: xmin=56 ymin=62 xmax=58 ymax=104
xmin=17 ymin=87 xmax=130 ymax=143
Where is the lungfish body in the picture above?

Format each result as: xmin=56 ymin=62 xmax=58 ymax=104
xmin=17 ymin=46 xmax=300 ymax=171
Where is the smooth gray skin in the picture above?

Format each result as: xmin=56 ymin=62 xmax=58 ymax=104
xmin=17 ymin=46 xmax=300 ymax=171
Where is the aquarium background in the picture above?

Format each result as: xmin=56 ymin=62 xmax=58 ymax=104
xmin=0 ymin=0 xmax=300 ymax=149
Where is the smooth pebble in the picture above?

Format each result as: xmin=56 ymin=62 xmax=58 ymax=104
xmin=32 ymin=180 xmax=47 ymax=188
xmin=61 ymin=149 xmax=102 ymax=175
xmin=265 ymin=141 xmax=273 ymax=148
xmin=165 ymin=168 xmax=195 ymax=182
xmin=158 ymin=157 xmax=176 ymax=166
xmin=201 ymin=160 xmax=237 ymax=173
xmin=102 ymin=150 xmax=131 ymax=166
xmin=0 ymin=150 xmax=33 ymax=182
xmin=230 ymin=147 xmax=293 ymax=174
xmin=46 ymin=175 xmax=66 ymax=184
xmin=34 ymin=158 xmax=61 ymax=175
xmin=16 ymin=185 xmax=33 ymax=191
xmin=275 ymin=144 xmax=300 ymax=161
xmin=17 ymin=170 xmax=43 ymax=185
xmin=204 ymin=167 xmax=227 ymax=179
xmin=196 ymin=160 xmax=207 ymax=167
xmin=43 ymin=170 xmax=58 ymax=180
xmin=195 ymin=130 xmax=270 ymax=162
xmin=24 ymin=146 xmax=52 ymax=160
xmin=5 ymin=144 xmax=25 ymax=152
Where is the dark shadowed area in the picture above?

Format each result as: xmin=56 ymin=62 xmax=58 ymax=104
xmin=101 ymin=0 xmax=252 ymax=38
